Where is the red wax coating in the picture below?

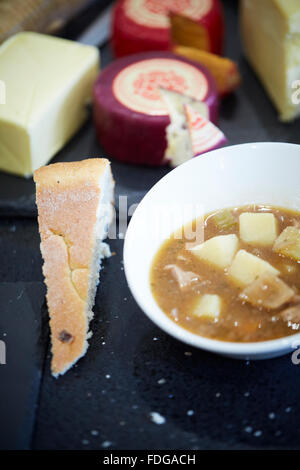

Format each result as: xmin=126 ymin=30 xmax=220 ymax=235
xmin=112 ymin=0 xmax=224 ymax=58
xmin=93 ymin=51 xmax=218 ymax=166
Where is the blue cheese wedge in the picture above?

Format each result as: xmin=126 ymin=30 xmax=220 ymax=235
xmin=0 ymin=32 xmax=99 ymax=177
xmin=241 ymin=0 xmax=300 ymax=121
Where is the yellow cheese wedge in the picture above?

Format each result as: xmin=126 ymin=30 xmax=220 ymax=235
xmin=240 ymin=0 xmax=300 ymax=122
xmin=0 ymin=32 xmax=99 ymax=177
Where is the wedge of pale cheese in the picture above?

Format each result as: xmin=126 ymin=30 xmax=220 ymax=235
xmin=241 ymin=0 xmax=300 ymax=122
xmin=185 ymin=104 xmax=227 ymax=157
xmin=0 ymin=32 xmax=99 ymax=176
xmin=159 ymin=88 xmax=209 ymax=167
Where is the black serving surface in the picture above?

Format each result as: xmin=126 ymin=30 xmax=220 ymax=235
xmin=1 ymin=0 xmax=300 ymax=451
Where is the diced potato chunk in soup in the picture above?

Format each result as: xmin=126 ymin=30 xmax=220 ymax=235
xmin=189 ymin=234 xmax=239 ymax=269
xmin=239 ymin=212 xmax=277 ymax=246
xmin=193 ymin=294 xmax=221 ymax=319
xmin=150 ymin=205 xmax=300 ymax=342
xmin=229 ymin=249 xmax=279 ymax=286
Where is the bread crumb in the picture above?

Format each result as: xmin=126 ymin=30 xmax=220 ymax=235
xmin=149 ymin=412 xmax=166 ymax=425
xmin=102 ymin=440 xmax=112 ymax=448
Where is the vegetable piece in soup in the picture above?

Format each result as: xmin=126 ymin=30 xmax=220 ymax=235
xmin=189 ymin=234 xmax=238 ymax=269
xmin=193 ymin=294 xmax=222 ymax=319
xmin=273 ymin=226 xmax=300 ymax=261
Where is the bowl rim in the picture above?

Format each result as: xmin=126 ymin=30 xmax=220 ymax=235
xmin=123 ymin=142 xmax=300 ymax=357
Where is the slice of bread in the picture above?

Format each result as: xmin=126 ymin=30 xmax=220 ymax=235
xmin=34 ymin=158 xmax=114 ymax=377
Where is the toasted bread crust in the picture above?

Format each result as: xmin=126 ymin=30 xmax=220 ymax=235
xmin=34 ymin=158 xmax=111 ymax=376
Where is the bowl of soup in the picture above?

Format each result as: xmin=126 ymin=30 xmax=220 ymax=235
xmin=124 ymin=142 xmax=300 ymax=359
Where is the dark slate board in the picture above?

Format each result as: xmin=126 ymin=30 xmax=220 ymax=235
xmin=0 ymin=0 xmax=300 ymax=451
xmin=0 ymin=282 xmax=47 ymax=450
xmin=1 ymin=217 xmax=300 ymax=450
xmin=32 ymin=238 xmax=300 ymax=450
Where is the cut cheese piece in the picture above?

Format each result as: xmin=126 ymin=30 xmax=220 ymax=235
xmin=173 ymin=45 xmax=241 ymax=97
xmin=112 ymin=0 xmax=224 ymax=58
xmin=229 ymin=249 xmax=280 ymax=286
xmin=189 ymin=234 xmax=238 ymax=269
xmin=273 ymin=226 xmax=300 ymax=261
xmin=240 ymin=0 xmax=300 ymax=122
xmin=239 ymin=212 xmax=277 ymax=246
xmin=170 ymin=13 xmax=210 ymax=54
xmin=34 ymin=159 xmax=114 ymax=377
xmin=193 ymin=294 xmax=221 ymax=319
xmin=185 ymin=104 xmax=226 ymax=157
xmin=160 ymin=88 xmax=209 ymax=167
xmin=93 ymin=51 xmax=218 ymax=166
xmin=0 ymin=32 xmax=99 ymax=177
xmin=160 ymin=87 xmax=209 ymax=120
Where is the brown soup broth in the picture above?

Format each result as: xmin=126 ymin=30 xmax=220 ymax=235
xmin=150 ymin=205 xmax=300 ymax=342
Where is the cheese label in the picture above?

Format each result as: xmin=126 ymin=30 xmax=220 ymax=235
xmin=113 ymin=58 xmax=209 ymax=116
xmin=124 ymin=0 xmax=212 ymax=28
xmin=185 ymin=104 xmax=225 ymax=155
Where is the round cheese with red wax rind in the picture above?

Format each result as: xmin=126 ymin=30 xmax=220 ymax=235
xmin=93 ymin=51 xmax=218 ymax=166
xmin=112 ymin=0 xmax=224 ymax=58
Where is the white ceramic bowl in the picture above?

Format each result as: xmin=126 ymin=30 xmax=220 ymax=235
xmin=124 ymin=142 xmax=300 ymax=359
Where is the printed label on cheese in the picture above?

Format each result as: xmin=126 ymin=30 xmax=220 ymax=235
xmin=113 ymin=58 xmax=209 ymax=115
xmin=124 ymin=0 xmax=212 ymax=28
xmin=185 ymin=104 xmax=225 ymax=155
